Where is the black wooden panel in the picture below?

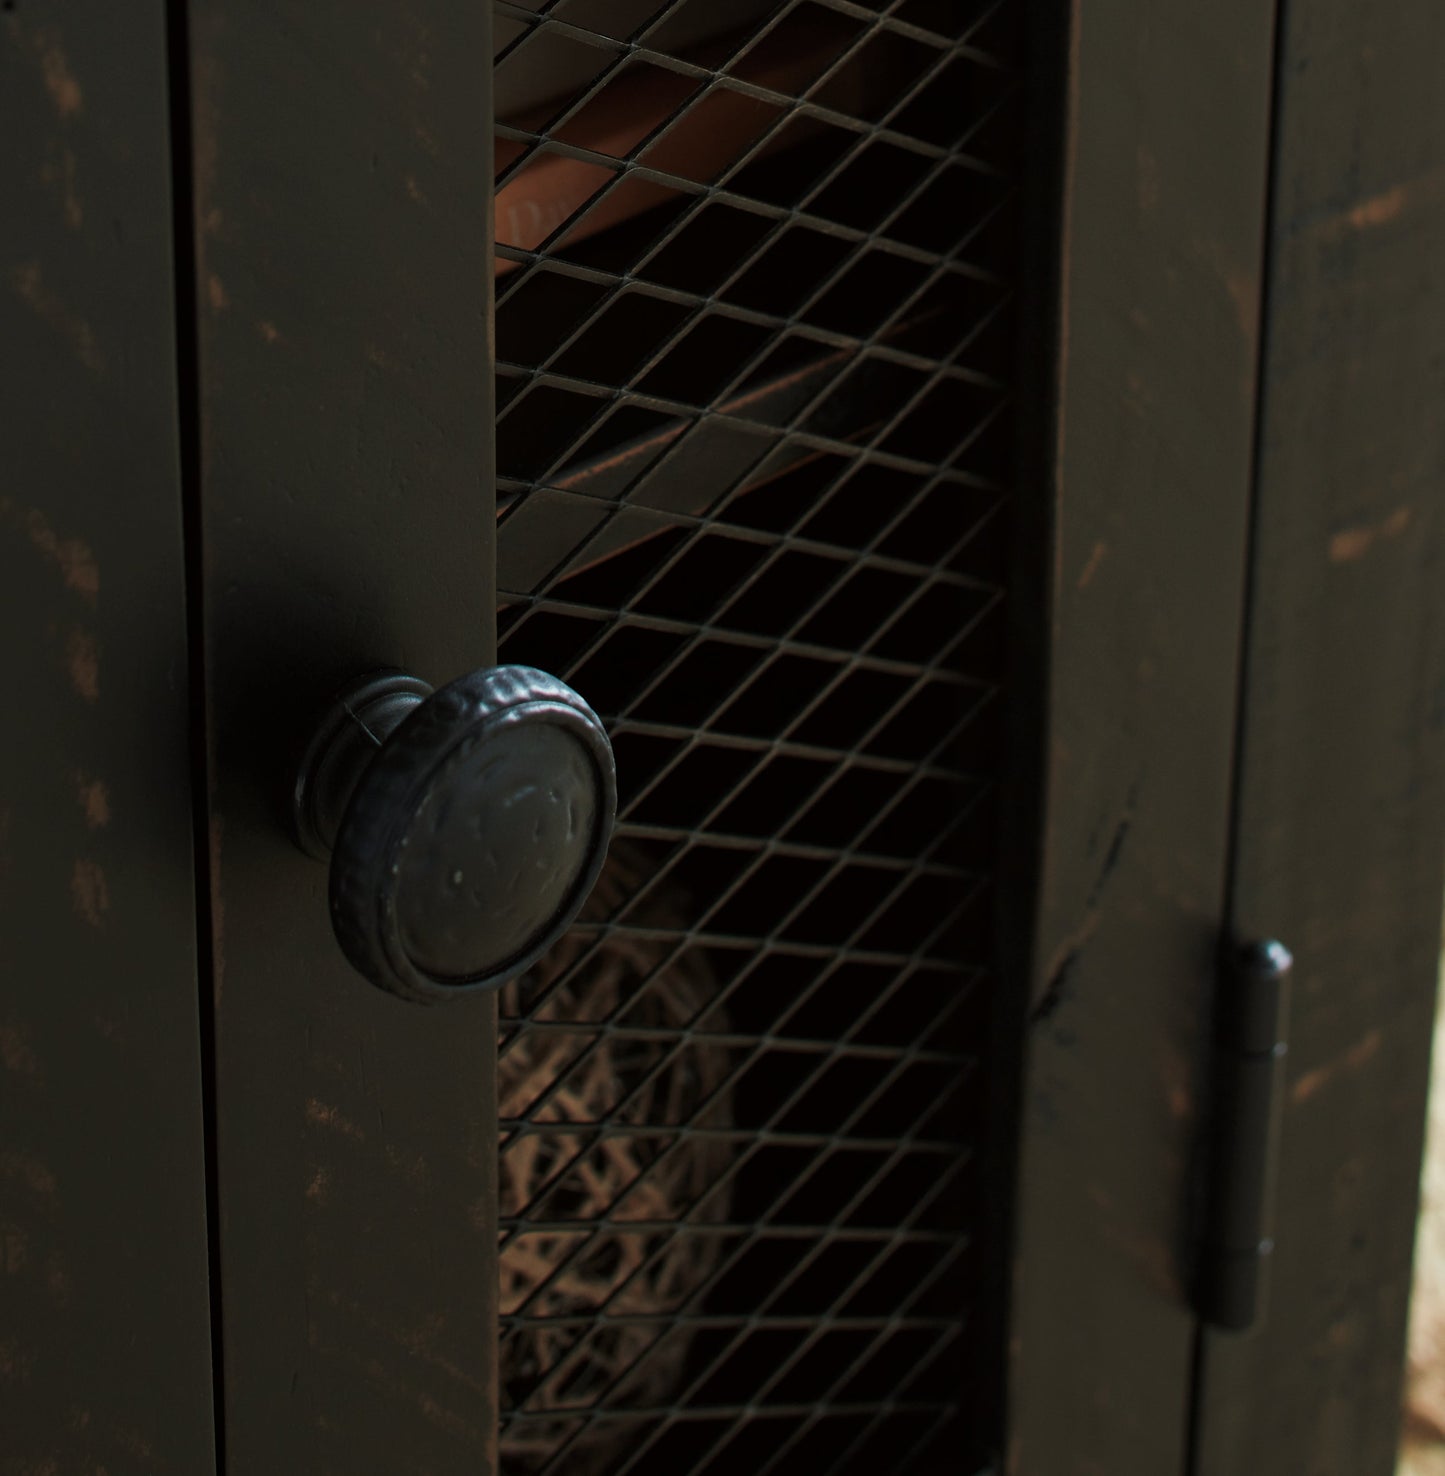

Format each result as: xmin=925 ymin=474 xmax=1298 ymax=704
xmin=0 ymin=5 xmax=216 ymax=1471
xmin=184 ymin=4 xmax=499 ymax=1471
xmin=1005 ymin=5 xmax=1277 ymax=1471
xmin=1194 ymin=5 xmax=1445 ymax=1472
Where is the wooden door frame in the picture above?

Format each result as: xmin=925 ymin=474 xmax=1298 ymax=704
xmin=1003 ymin=3 xmax=1280 ymax=1471
xmin=1195 ymin=3 xmax=1445 ymax=1470
xmin=1006 ymin=4 xmax=1445 ymax=1473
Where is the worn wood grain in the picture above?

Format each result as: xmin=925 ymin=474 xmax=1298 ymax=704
xmin=1192 ymin=5 xmax=1445 ymax=1472
xmin=185 ymin=3 xmax=499 ymax=1470
xmin=0 ymin=4 xmax=216 ymax=1471
xmin=1005 ymin=5 xmax=1277 ymax=1471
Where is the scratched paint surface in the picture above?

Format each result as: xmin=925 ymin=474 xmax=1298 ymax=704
xmin=1004 ymin=4 xmax=1278 ymax=1471
xmin=1 ymin=3 xmax=216 ymax=1470
xmin=185 ymin=3 xmax=499 ymax=1471
xmin=1191 ymin=3 xmax=1445 ymax=1471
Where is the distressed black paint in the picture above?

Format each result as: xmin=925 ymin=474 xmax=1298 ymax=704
xmin=1194 ymin=3 xmax=1445 ymax=1470
xmin=1006 ymin=3 xmax=1278 ymax=1471
xmin=0 ymin=3 xmax=215 ymax=1470
xmin=182 ymin=3 xmax=499 ymax=1470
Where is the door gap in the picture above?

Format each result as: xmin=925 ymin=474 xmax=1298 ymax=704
xmin=164 ymin=2 xmax=227 ymax=1470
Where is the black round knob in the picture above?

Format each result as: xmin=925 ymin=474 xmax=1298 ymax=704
xmin=293 ymin=665 xmax=615 ymax=1003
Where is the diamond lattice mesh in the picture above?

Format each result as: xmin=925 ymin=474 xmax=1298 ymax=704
xmin=491 ymin=2 xmax=1021 ymax=1471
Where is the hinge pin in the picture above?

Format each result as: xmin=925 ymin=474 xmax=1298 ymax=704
xmin=1196 ymin=938 xmax=1292 ymax=1332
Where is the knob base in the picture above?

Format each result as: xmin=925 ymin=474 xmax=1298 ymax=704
xmin=292 ymin=670 xmax=432 ymax=859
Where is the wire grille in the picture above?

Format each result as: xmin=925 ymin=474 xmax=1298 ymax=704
xmin=492 ymin=2 xmax=1021 ymax=1470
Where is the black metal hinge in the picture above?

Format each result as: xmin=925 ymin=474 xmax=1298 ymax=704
xmin=1194 ymin=938 xmax=1293 ymax=1332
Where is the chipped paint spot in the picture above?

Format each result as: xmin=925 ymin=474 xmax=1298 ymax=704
xmin=305 ymin=1099 xmax=366 ymax=1141
xmin=0 ymin=1024 xmax=39 ymax=1077
xmin=22 ymin=507 xmax=99 ymax=602
xmin=65 ymin=627 xmax=99 ymax=700
xmin=1348 ymin=183 xmax=1407 ymax=232
xmin=365 ymin=343 xmax=398 ymax=370
xmin=1324 ymin=1317 xmax=1357 ymax=1351
xmin=1291 ymin=1028 xmax=1384 ymax=1104
xmin=305 ymin=1167 xmax=330 ymax=1203
xmin=190 ymin=46 xmax=221 ymax=226
xmin=359 ymin=1354 xmax=485 ymax=1442
xmin=1292 ymin=1063 xmax=1330 ymax=1103
xmin=1347 ymin=1028 xmax=1383 ymax=1070
xmin=404 ymin=174 xmax=428 ymax=205
xmin=384 ymin=1143 xmax=429 ymax=1186
xmin=40 ymin=143 xmax=83 ymax=228
xmin=1157 ymin=1040 xmax=1193 ymax=1122
xmin=207 ymin=273 xmax=229 ymax=311
xmin=75 ymin=774 xmax=110 ymax=829
xmin=0 ymin=1338 xmax=34 ymax=1382
xmin=1 ymin=1223 xmax=27 ymax=1274
xmin=1077 ymin=539 xmax=1107 ymax=589
xmin=38 ymin=33 xmax=83 ymax=118
xmin=1331 ymin=529 xmax=1374 ymax=562
xmin=107 ymin=1423 xmax=154 ymax=1461
xmin=1223 ymin=268 xmax=1255 ymax=343
xmin=258 ymin=320 xmax=280 ymax=344
xmin=0 ymin=1150 xmax=57 ymax=1198
xmin=45 ymin=1259 xmax=70 ymax=1304
xmin=416 ymin=1391 xmax=477 ymax=1440
xmin=1122 ymin=370 xmax=1154 ymax=419
xmin=1316 ymin=169 xmax=1445 ymax=241
xmin=1195 ymin=238 xmax=1257 ymax=343
xmin=11 ymin=262 xmax=103 ymax=374
xmin=1329 ymin=505 xmax=1413 ymax=562
xmin=91 ymin=1012 xmax=123 ymax=1043
xmin=1088 ymin=1186 xmax=1181 ymax=1300
xmin=71 ymin=859 xmax=108 ymax=926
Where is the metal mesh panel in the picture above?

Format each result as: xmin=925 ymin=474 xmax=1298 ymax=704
xmin=492 ymin=2 xmax=1022 ymax=1470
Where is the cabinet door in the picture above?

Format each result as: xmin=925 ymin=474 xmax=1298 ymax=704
xmin=175 ymin=4 xmax=1289 ymax=1473
xmin=1193 ymin=2 xmax=1445 ymax=1471
xmin=1 ymin=6 xmax=217 ymax=1471
xmin=180 ymin=5 xmax=499 ymax=1472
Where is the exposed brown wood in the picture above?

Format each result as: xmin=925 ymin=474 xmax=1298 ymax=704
xmin=1005 ymin=3 xmax=1278 ymax=1471
xmin=1193 ymin=4 xmax=1445 ymax=1471
xmin=185 ymin=3 xmax=499 ymax=1470
xmin=495 ymin=17 xmax=873 ymax=268
xmin=496 ymin=300 xmax=969 ymax=522
xmin=0 ymin=3 xmax=215 ymax=1469
xmin=493 ymin=0 xmax=778 ymax=122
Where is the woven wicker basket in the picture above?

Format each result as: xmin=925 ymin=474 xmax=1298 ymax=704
xmin=498 ymin=848 xmax=734 ymax=1472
